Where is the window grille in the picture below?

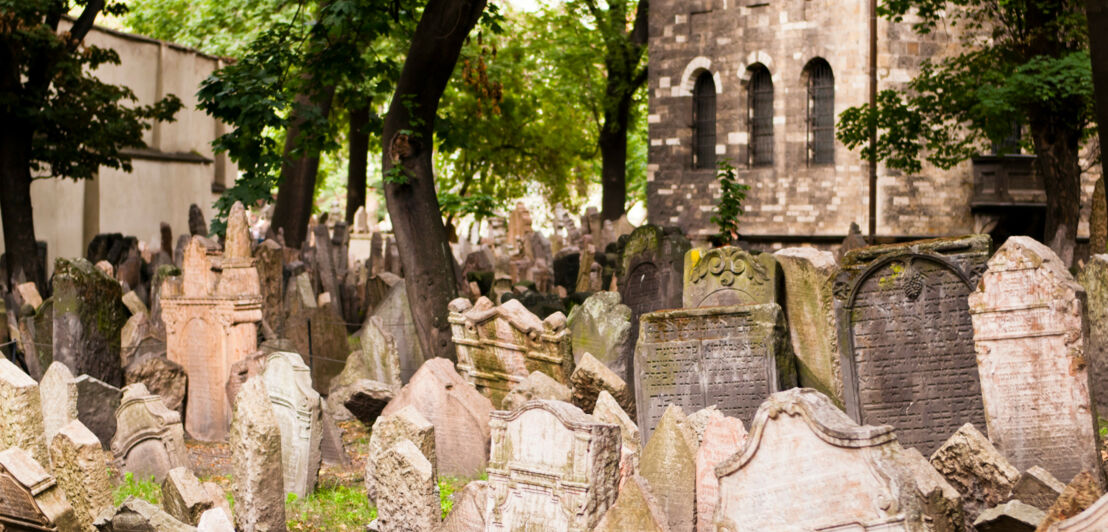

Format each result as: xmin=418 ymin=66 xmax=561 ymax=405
xmin=807 ymin=59 xmax=835 ymax=165
xmin=693 ymin=72 xmax=717 ymax=169
xmin=749 ymin=66 xmax=774 ymax=167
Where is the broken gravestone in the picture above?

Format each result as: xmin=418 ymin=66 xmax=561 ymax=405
xmin=52 ymin=257 xmax=128 ymax=387
xmin=376 ymin=439 xmax=440 ymax=531
xmin=0 ymin=447 xmax=79 ymax=530
xmin=565 ymin=291 xmax=631 ymax=377
xmin=49 ymin=420 xmax=113 ymax=531
xmin=0 ymin=357 xmax=49 ymax=466
xmin=229 ymin=377 xmax=285 ymax=532
xmin=366 ymin=405 xmax=436 ymax=505
xmin=928 ymin=422 xmax=1020 ymax=525
xmin=500 ymin=370 xmax=572 ymax=412
xmin=774 ymin=247 xmax=842 ymax=404
xmin=639 ymin=404 xmax=697 ymax=532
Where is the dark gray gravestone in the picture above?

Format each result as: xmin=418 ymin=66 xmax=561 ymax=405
xmin=833 ymin=234 xmax=990 ymax=455
xmin=633 ymin=303 xmax=795 ymax=442
xmin=618 ymin=225 xmax=689 ymax=396
xmin=52 ymin=258 xmax=128 ymax=387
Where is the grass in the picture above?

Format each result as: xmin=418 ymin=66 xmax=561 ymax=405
xmin=113 ymin=472 xmax=162 ymax=506
xmin=286 ymin=481 xmax=376 ymax=531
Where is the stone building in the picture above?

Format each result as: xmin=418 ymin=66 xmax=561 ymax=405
xmin=646 ymin=0 xmax=1096 ymax=247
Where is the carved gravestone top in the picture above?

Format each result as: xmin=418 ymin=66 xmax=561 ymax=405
xmin=449 ymin=297 xmax=572 ymax=408
xmin=486 ymin=400 xmax=621 ymax=531
xmin=617 ymin=225 xmax=690 ymax=394
xmin=682 ymin=247 xmax=779 ymax=308
xmin=634 ymin=303 xmax=795 ymax=442
xmin=714 ymin=388 xmax=963 ymax=531
xmin=969 ymin=236 xmax=1101 ymax=483
xmin=110 ymin=383 xmax=188 ymax=482
xmin=832 ymin=234 xmax=990 ymax=455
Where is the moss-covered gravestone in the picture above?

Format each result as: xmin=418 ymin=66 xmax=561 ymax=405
xmin=52 ymin=257 xmax=128 ymax=387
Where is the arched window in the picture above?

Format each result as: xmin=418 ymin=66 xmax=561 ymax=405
xmin=807 ymin=59 xmax=835 ymax=165
xmin=748 ymin=65 xmax=774 ymax=167
xmin=693 ymin=72 xmax=716 ymax=169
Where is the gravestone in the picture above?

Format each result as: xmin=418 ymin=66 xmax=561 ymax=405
xmin=833 ymin=234 xmax=990 ymax=455
xmin=1078 ymin=254 xmax=1108 ymax=414
xmin=634 ymin=303 xmax=794 ymax=441
xmin=439 ymin=481 xmax=489 ymax=532
xmin=1044 ymin=492 xmax=1108 ymax=531
xmin=774 ymin=247 xmax=842 ymax=404
xmin=380 ymin=358 xmax=492 ymax=478
xmin=254 ymin=239 xmax=285 ymax=334
xmin=229 ymin=377 xmax=285 ymax=532
xmin=565 ymin=291 xmax=631 ymax=377
xmin=368 ymin=277 xmax=425 ymax=382
xmin=682 ymin=246 xmax=780 ymax=308
xmin=486 ymin=400 xmax=621 ymax=531
xmin=162 ymin=466 xmax=214 ymax=526
xmin=591 ymin=475 xmax=669 ymax=532
xmin=261 ymin=351 xmax=323 ymax=498
xmin=592 ymin=390 xmax=641 ymax=482
xmin=188 ymin=204 xmax=207 ymax=236
xmin=0 ymin=358 xmax=49 ymax=466
xmin=695 ymin=413 xmax=746 ymax=532
xmin=282 ymin=272 xmax=350 ymax=392
xmin=618 ymin=225 xmax=690 ymax=394
xmin=0 ymin=447 xmax=78 ymax=531
xmin=111 ymin=383 xmax=188 ymax=482
xmin=39 ymin=361 xmax=78 ymax=449
xmin=49 ymin=420 xmax=113 ymax=532
xmin=449 ymin=297 xmax=572 ymax=407
xmin=969 ymin=236 xmax=1102 ymax=483
xmin=75 ymin=375 xmax=122 ymax=449
xmin=376 ymin=439 xmax=440 ymax=532
xmin=366 ymin=406 xmax=435 ymax=504
xmin=639 ymin=404 xmax=697 ymax=532
xmin=713 ymin=388 xmax=963 ymax=531
xmin=162 ymin=203 xmax=263 ymax=441
xmin=52 ymin=257 xmax=128 ymax=387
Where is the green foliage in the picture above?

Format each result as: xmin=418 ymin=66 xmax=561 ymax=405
xmin=122 ymin=0 xmax=295 ymax=57
xmin=286 ymin=482 xmax=376 ymax=531
xmin=2 ymin=0 xmax=182 ymax=183
xmin=113 ymin=472 xmax=161 ymax=506
xmin=710 ymin=160 xmax=750 ymax=243
xmin=836 ymin=0 xmax=1093 ymax=174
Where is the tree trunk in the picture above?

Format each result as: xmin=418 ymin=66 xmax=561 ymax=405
xmin=0 ymin=123 xmax=45 ymax=292
xmin=271 ymin=85 xmax=336 ymax=248
xmin=599 ymin=98 xmax=630 ymax=221
xmin=382 ymin=0 xmax=486 ymax=362
xmin=1029 ymin=112 xmax=1083 ymax=265
xmin=1088 ymin=0 xmax=1108 ymax=180
xmin=346 ymin=105 xmax=370 ymax=224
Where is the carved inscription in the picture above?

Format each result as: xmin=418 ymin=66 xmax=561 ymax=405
xmin=636 ymin=306 xmax=780 ymax=440
xmin=847 ymin=258 xmax=986 ymax=455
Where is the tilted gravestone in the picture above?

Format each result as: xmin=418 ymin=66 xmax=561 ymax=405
xmin=774 ymin=247 xmax=842 ymax=405
xmin=969 ymin=236 xmax=1102 ymax=483
xmin=617 ymin=225 xmax=689 ymax=393
xmin=682 ymin=246 xmax=780 ymax=308
xmin=449 ymin=297 xmax=572 ymax=408
xmin=52 ymin=257 xmax=129 ymax=387
xmin=1078 ymin=254 xmax=1108 ymax=415
xmin=565 ymin=291 xmax=631 ymax=378
xmin=634 ymin=303 xmax=795 ymax=441
xmin=49 ymin=420 xmax=113 ymax=532
xmin=110 ymin=383 xmax=188 ymax=482
xmin=0 ymin=447 xmax=79 ymax=530
xmin=713 ymin=388 xmax=964 ymax=531
xmin=376 ymin=439 xmax=440 ymax=532
xmin=485 ymin=400 xmax=621 ymax=531
xmin=368 ymin=276 xmax=425 ymax=382
xmin=833 ymin=234 xmax=990 ymax=455
xmin=261 ymin=351 xmax=323 ymax=498
xmin=1044 ymin=492 xmax=1108 ymax=531
xmin=161 ymin=202 xmax=263 ymax=441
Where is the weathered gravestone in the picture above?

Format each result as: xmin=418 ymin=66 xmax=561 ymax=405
xmin=639 ymin=404 xmax=697 ymax=532
xmin=367 ymin=275 xmax=425 ymax=382
xmin=618 ymin=225 xmax=690 ymax=393
xmin=969 ymin=236 xmax=1102 ymax=483
xmin=0 ymin=357 xmax=49 ymax=466
xmin=0 ymin=447 xmax=78 ymax=531
xmin=449 ymin=297 xmax=572 ymax=407
xmin=634 ymin=303 xmax=794 ymax=441
xmin=591 ymin=474 xmax=669 ymax=532
xmin=593 ymin=390 xmax=641 ymax=482
xmin=376 ymin=439 xmax=440 ymax=532
xmin=229 ymin=378 xmax=285 ymax=532
xmin=161 ymin=467 xmax=214 ymax=526
xmin=485 ymin=400 xmax=621 ymax=531
xmin=1078 ymin=254 xmax=1108 ymax=414
xmin=52 ymin=257 xmax=128 ymax=387
xmin=682 ymin=246 xmax=780 ymax=308
xmin=833 ymin=234 xmax=990 ymax=455
xmin=49 ymin=420 xmax=112 ymax=532
xmin=714 ymin=388 xmax=964 ymax=531
xmin=565 ymin=291 xmax=631 ymax=377
xmin=75 ymin=375 xmax=122 ymax=449
xmin=774 ymin=247 xmax=842 ymax=404
xmin=261 ymin=351 xmax=322 ymax=498
xmin=111 ymin=383 xmax=188 ymax=482
xmin=282 ymin=272 xmax=350 ymax=392
xmin=380 ymin=358 xmax=492 ymax=478
xmin=366 ymin=406 xmax=435 ymax=505
xmin=1044 ymin=492 xmax=1108 ymax=531
xmin=162 ymin=205 xmax=263 ymax=441
xmin=695 ymin=413 xmax=746 ymax=532
xmin=254 ymin=239 xmax=285 ymax=334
